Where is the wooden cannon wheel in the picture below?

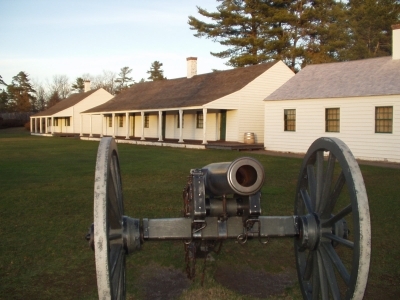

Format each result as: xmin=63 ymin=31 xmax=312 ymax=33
xmin=93 ymin=137 xmax=126 ymax=299
xmin=294 ymin=137 xmax=371 ymax=299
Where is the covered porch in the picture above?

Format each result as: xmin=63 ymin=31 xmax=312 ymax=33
xmin=81 ymin=107 xmax=237 ymax=145
xmin=30 ymin=116 xmax=72 ymax=135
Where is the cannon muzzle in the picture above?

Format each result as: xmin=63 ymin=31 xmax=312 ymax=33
xmin=202 ymin=157 xmax=265 ymax=196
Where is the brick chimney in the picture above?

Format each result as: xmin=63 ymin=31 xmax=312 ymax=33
xmin=392 ymin=24 xmax=400 ymax=60
xmin=186 ymin=57 xmax=197 ymax=78
xmin=84 ymin=80 xmax=91 ymax=92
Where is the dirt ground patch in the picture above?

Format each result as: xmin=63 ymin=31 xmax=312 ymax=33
xmin=137 ymin=263 xmax=296 ymax=300
xmin=138 ymin=264 xmax=191 ymax=300
xmin=214 ymin=265 xmax=297 ymax=299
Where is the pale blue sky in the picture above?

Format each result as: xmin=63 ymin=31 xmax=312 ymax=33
xmin=0 ymin=0 xmax=230 ymax=85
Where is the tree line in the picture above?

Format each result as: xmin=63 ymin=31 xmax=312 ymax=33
xmin=0 ymin=61 xmax=166 ymax=113
xmin=189 ymin=0 xmax=400 ymax=70
xmin=1 ymin=0 xmax=399 ymax=113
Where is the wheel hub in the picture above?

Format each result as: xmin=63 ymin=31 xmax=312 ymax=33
xmin=296 ymin=214 xmax=320 ymax=251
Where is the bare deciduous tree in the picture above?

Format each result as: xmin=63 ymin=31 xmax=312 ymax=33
xmin=31 ymin=78 xmax=47 ymax=111
xmin=47 ymin=75 xmax=71 ymax=99
xmin=90 ymin=70 xmax=117 ymax=95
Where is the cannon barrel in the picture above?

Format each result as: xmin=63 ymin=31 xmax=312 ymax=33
xmin=202 ymin=157 xmax=265 ymax=196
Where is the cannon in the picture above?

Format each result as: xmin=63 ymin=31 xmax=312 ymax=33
xmin=86 ymin=137 xmax=371 ymax=300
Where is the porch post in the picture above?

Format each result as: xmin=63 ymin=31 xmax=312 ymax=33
xmin=202 ymin=108 xmax=208 ymax=144
xmin=34 ymin=118 xmax=37 ymax=133
xmin=100 ymin=114 xmax=104 ymax=137
xmin=51 ymin=117 xmax=54 ymax=134
xmin=140 ymin=111 xmax=145 ymax=140
xmin=39 ymin=117 xmax=43 ymax=133
xmin=112 ymin=113 xmax=116 ymax=138
xmin=125 ymin=112 xmax=130 ymax=139
xmin=89 ymin=114 xmax=93 ymax=137
xmin=80 ymin=115 xmax=83 ymax=136
xmin=45 ymin=117 xmax=48 ymax=133
xmin=30 ymin=118 xmax=33 ymax=133
xmin=158 ymin=110 xmax=163 ymax=142
xmin=178 ymin=109 xmax=184 ymax=143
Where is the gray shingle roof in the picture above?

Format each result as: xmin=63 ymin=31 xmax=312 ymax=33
xmin=265 ymin=56 xmax=400 ymax=101
xmin=84 ymin=61 xmax=278 ymax=113
xmin=32 ymin=89 xmax=99 ymax=117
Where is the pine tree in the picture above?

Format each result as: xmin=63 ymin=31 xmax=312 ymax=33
xmin=0 ymin=90 xmax=8 ymax=112
xmin=147 ymin=61 xmax=166 ymax=81
xmin=188 ymin=0 xmax=284 ymax=67
xmin=301 ymin=0 xmax=350 ymax=66
xmin=71 ymin=77 xmax=85 ymax=93
xmin=7 ymin=72 xmax=36 ymax=112
xmin=188 ymin=0 xmax=398 ymax=70
xmin=0 ymin=75 xmax=6 ymax=86
xmin=345 ymin=0 xmax=400 ymax=60
xmin=115 ymin=67 xmax=134 ymax=93
xmin=0 ymin=75 xmax=7 ymax=112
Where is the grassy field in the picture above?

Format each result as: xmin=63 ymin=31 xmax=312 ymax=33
xmin=1 ymin=127 xmax=399 ymax=299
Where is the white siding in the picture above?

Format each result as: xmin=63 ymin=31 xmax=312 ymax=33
xmin=81 ymin=115 xmax=103 ymax=135
xmin=264 ymin=95 xmax=400 ymax=162
xmin=165 ymin=112 xmax=176 ymax=139
xmin=207 ymin=61 xmax=294 ymax=143
xmin=75 ymin=89 xmax=113 ymax=134
xmin=225 ymin=110 xmax=238 ymax=142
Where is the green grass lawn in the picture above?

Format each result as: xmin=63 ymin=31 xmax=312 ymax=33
xmin=1 ymin=127 xmax=399 ymax=299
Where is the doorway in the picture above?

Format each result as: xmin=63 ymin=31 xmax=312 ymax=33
xmin=220 ymin=110 xmax=226 ymax=141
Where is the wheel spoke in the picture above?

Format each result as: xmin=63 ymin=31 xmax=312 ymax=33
xmin=322 ymin=204 xmax=352 ymax=228
xmin=323 ymin=233 xmax=354 ymax=249
xmin=110 ymin=244 xmax=124 ymax=298
xmin=320 ymin=244 xmax=341 ymax=300
xmin=300 ymin=189 xmax=314 ymax=214
xmin=315 ymin=151 xmax=324 ymax=213
xmin=111 ymin=154 xmax=123 ymax=217
xmin=312 ymin=253 xmax=320 ymax=300
xmin=110 ymin=154 xmax=123 ymax=217
xmin=320 ymin=153 xmax=336 ymax=216
xmin=108 ymin=175 xmax=122 ymax=229
xmin=303 ymin=250 xmax=314 ymax=281
xmin=307 ymin=164 xmax=317 ymax=211
xmin=317 ymin=249 xmax=329 ymax=300
xmin=323 ymin=171 xmax=345 ymax=216
xmin=322 ymin=242 xmax=350 ymax=286
xmin=109 ymin=233 xmax=122 ymax=241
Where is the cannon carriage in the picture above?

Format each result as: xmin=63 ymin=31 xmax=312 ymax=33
xmin=86 ymin=137 xmax=371 ymax=300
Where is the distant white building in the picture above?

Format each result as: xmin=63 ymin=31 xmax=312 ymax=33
xmin=30 ymin=82 xmax=113 ymax=136
xmin=82 ymin=59 xmax=294 ymax=145
xmin=264 ymin=24 xmax=400 ymax=163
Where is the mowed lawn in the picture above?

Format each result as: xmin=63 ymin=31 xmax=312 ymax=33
xmin=0 ymin=127 xmax=399 ymax=299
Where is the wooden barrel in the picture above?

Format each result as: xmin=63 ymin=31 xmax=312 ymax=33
xmin=244 ymin=132 xmax=255 ymax=144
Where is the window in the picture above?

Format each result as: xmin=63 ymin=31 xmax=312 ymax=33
xmin=196 ymin=111 xmax=203 ymax=129
xmin=119 ymin=115 xmax=124 ymax=127
xmin=144 ymin=113 xmax=149 ymax=128
xmin=108 ymin=117 xmax=112 ymax=127
xmin=375 ymin=106 xmax=393 ymax=133
xmin=65 ymin=117 xmax=70 ymax=126
xmin=325 ymin=108 xmax=340 ymax=132
xmin=284 ymin=109 xmax=296 ymax=131
xmin=177 ymin=113 xmax=184 ymax=128
xmin=54 ymin=118 xmax=58 ymax=126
